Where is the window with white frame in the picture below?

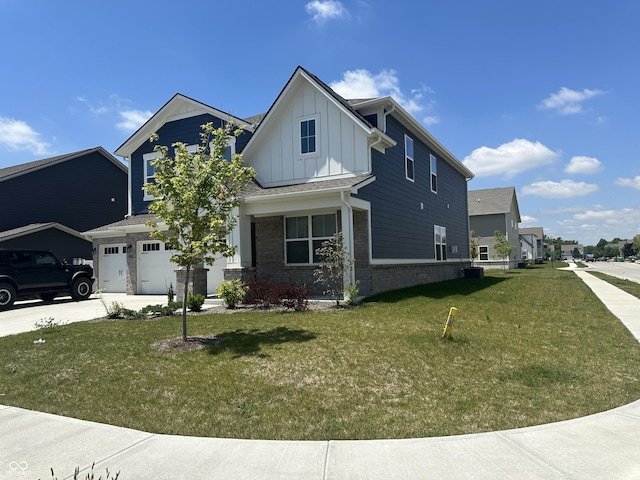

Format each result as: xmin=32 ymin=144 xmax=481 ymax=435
xmin=430 ymin=154 xmax=437 ymax=193
xmin=405 ymin=135 xmax=415 ymax=181
xmin=435 ymin=225 xmax=447 ymax=260
xmin=479 ymin=245 xmax=489 ymax=261
xmin=143 ymin=152 xmax=162 ymax=200
xmin=300 ymin=117 xmax=317 ymax=155
xmin=285 ymin=213 xmax=337 ymax=264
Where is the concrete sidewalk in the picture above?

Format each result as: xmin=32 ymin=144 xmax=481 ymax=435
xmin=1 ymin=269 xmax=640 ymax=479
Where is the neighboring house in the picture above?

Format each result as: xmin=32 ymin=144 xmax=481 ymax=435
xmin=561 ymin=244 xmax=583 ymax=260
xmin=468 ymin=187 xmax=521 ymax=268
xmin=519 ymin=226 xmax=545 ymax=262
xmin=86 ymin=66 xmax=474 ymax=296
xmin=0 ymin=147 xmax=128 ymax=262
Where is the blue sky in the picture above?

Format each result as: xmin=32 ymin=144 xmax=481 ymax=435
xmin=1 ymin=0 xmax=638 ymax=246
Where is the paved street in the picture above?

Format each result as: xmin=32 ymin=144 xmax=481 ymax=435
xmin=583 ymin=259 xmax=640 ymax=283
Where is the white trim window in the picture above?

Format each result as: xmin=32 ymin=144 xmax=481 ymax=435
xmin=285 ymin=213 xmax=337 ymax=264
xmin=300 ymin=116 xmax=318 ymax=155
xmin=143 ymin=152 xmax=162 ymax=201
xmin=405 ymin=135 xmax=415 ymax=181
xmin=435 ymin=225 xmax=447 ymax=261
xmin=430 ymin=154 xmax=437 ymax=193
xmin=479 ymin=245 xmax=489 ymax=261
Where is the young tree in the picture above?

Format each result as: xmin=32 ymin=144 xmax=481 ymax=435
xmin=493 ymin=230 xmax=514 ymax=270
xmin=313 ymin=231 xmax=356 ymax=306
xmin=144 ymin=122 xmax=255 ymax=341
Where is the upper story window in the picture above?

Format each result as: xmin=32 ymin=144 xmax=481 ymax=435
xmin=285 ymin=213 xmax=337 ymax=264
xmin=435 ymin=225 xmax=447 ymax=261
xmin=430 ymin=154 xmax=437 ymax=193
xmin=405 ymin=135 xmax=415 ymax=181
xmin=143 ymin=152 xmax=161 ymax=201
xmin=300 ymin=118 xmax=317 ymax=155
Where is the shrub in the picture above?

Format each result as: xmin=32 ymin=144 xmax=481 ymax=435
xmin=244 ymin=279 xmax=283 ymax=308
xmin=187 ymin=292 xmax=205 ymax=312
xmin=216 ymin=279 xmax=248 ymax=309
xmin=344 ymin=281 xmax=361 ymax=306
xmin=280 ymin=283 xmax=310 ymax=311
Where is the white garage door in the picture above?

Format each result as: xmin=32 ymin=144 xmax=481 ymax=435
xmin=137 ymin=241 xmax=178 ymax=294
xmin=99 ymin=244 xmax=127 ymax=292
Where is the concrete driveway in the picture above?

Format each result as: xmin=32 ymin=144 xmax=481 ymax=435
xmin=0 ymin=293 xmax=219 ymax=337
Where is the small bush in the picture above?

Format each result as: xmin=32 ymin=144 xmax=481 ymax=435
xmin=244 ymin=279 xmax=283 ymax=308
xmin=187 ymin=292 xmax=205 ymax=312
xmin=245 ymin=279 xmax=310 ymax=311
xmin=139 ymin=302 xmax=182 ymax=316
xmin=280 ymin=284 xmax=310 ymax=311
xmin=216 ymin=279 xmax=248 ymax=309
xmin=344 ymin=281 xmax=361 ymax=306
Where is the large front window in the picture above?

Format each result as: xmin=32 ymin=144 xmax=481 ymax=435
xmin=285 ymin=213 xmax=337 ymax=264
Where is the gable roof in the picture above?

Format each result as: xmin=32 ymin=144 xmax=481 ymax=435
xmin=114 ymin=93 xmax=255 ymax=158
xmin=468 ymin=187 xmax=521 ymax=221
xmin=240 ymin=66 xmax=396 ymax=156
xmin=0 ymin=223 xmax=88 ymax=242
xmin=0 ymin=147 xmax=125 ymax=183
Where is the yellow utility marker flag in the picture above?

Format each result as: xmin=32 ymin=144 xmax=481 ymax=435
xmin=441 ymin=307 xmax=457 ymax=339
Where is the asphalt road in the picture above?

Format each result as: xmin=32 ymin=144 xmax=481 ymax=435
xmin=583 ymin=260 xmax=640 ymax=283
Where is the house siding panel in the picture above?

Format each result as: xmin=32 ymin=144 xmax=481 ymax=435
xmin=356 ymin=115 xmax=470 ymax=261
xmin=1 ymin=151 xmax=127 ymax=233
xmin=131 ymin=113 xmax=234 ymax=215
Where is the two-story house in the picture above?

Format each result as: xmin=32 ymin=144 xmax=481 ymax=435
xmin=86 ymin=66 xmax=474 ymax=297
xmin=468 ymin=187 xmax=521 ymax=269
xmin=0 ymin=147 xmax=128 ymax=262
xmin=519 ymin=226 xmax=545 ymax=263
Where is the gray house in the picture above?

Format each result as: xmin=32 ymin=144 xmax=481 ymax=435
xmin=520 ymin=226 xmax=545 ymax=263
xmin=87 ymin=66 xmax=475 ymax=297
xmin=468 ymin=187 xmax=521 ymax=269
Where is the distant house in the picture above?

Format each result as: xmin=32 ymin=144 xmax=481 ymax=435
xmin=86 ymin=66 xmax=475 ymax=296
xmin=519 ymin=226 xmax=545 ymax=262
xmin=468 ymin=187 xmax=521 ymax=268
xmin=0 ymin=147 xmax=128 ymax=262
xmin=561 ymin=244 xmax=583 ymax=260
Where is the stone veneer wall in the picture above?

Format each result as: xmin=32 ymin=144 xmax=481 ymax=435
xmin=370 ymin=262 xmax=464 ymax=295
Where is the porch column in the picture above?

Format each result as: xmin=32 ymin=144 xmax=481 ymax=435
xmin=340 ymin=192 xmax=355 ymax=287
xmin=226 ymin=207 xmax=252 ymax=268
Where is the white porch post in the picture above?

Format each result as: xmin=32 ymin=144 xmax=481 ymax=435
xmin=340 ymin=192 xmax=355 ymax=290
xmin=227 ymin=207 xmax=252 ymax=269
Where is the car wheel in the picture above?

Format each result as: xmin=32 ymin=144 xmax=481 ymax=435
xmin=0 ymin=283 xmax=16 ymax=310
xmin=70 ymin=278 xmax=92 ymax=301
xmin=40 ymin=293 xmax=56 ymax=302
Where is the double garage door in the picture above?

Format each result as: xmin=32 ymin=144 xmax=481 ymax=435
xmin=100 ymin=241 xmax=226 ymax=295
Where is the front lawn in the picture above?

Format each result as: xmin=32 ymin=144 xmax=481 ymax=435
xmin=1 ymin=265 xmax=639 ymax=440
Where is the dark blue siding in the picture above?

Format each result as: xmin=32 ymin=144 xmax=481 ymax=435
xmin=1 ymin=151 xmax=127 ymax=232
xmin=131 ymin=114 xmax=254 ymax=215
xmin=355 ymin=115 xmax=469 ymax=260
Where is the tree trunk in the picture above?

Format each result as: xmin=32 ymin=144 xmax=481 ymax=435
xmin=182 ymin=264 xmax=191 ymax=341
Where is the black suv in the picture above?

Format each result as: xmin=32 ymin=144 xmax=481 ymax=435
xmin=0 ymin=249 xmax=94 ymax=310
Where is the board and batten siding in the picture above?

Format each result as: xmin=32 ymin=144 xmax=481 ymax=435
xmin=355 ymin=114 xmax=470 ymax=261
xmin=130 ymin=113 xmax=251 ymax=215
xmin=245 ymin=82 xmax=370 ymax=187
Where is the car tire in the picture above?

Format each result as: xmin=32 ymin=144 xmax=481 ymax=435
xmin=70 ymin=278 xmax=92 ymax=301
xmin=0 ymin=283 xmax=16 ymax=310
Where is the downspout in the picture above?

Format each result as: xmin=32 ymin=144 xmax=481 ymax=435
xmin=124 ymin=156 xmax=132 ymax=217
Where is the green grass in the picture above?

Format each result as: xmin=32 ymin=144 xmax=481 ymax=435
xmin=1 ymin=264 xmax=639 ymax=440
xmin=588 ymin=270 xmax=640 ymax=300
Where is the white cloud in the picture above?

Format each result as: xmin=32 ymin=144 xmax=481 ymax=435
xmin=520 ymin=215 xmax=538 ymax=225
xmin=76 ymin=96 xmax=109 ymax=115
xmin=0 ymin=117 xmax=51 ymax=155
xmin=116 ymin=110 xmax=153 ymax=132
xmin=462 ymin=139 xmax=558 ymax=178
xmin=616 ymin=176 xmax=640 ymax=190
xmin=564 ymin=155 xmax=603 ymax=174
xmin=330 ymin=68 xmax=436 ymax=122
xmin=522 ymin=179 xmax=598 ymax=198
xmin=538 ymin=87 xmax=604 ymax=114
xmin=305 ymin=0 xmax=349 ymax=24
